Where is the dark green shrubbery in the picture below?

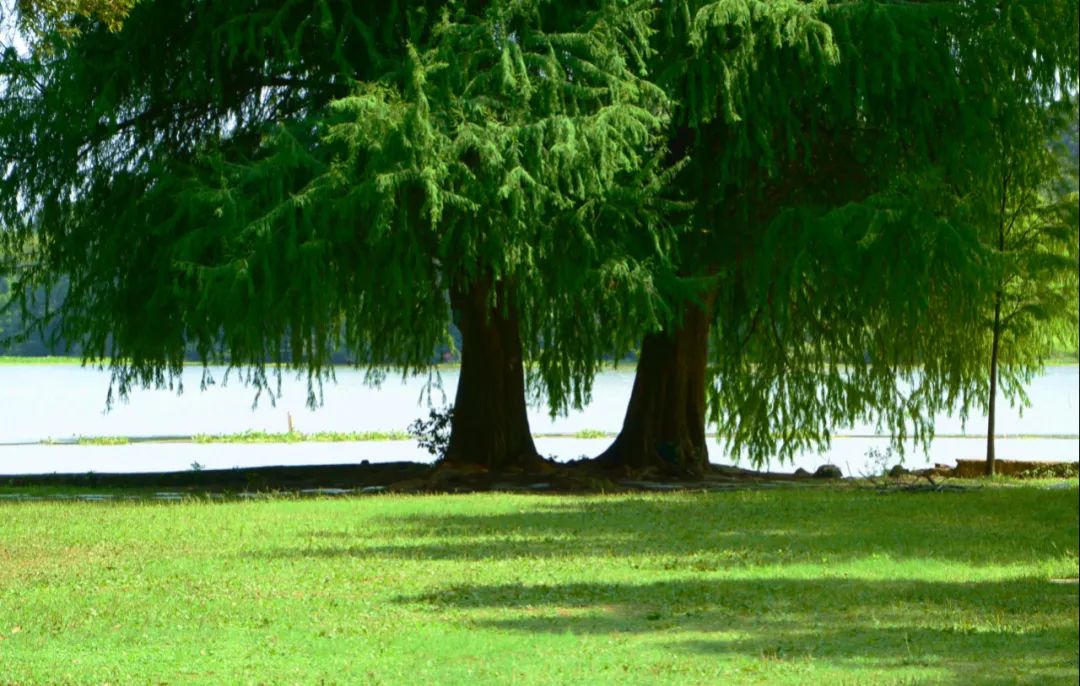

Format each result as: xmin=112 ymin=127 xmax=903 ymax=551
xmin=408 ymin=406 xmax=454 ymax=461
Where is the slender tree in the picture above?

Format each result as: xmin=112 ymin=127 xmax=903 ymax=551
xmin=0 ymin=0 xmax=673 ymax=471
xmin=597 ymin=0 xmax=1079 ymax=475
xmin=972 ymin=117 xmax=1079 ymax=475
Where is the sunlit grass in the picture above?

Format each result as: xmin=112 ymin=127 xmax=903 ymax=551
xmin=1 ymin=486 xmax=1076 ymax=684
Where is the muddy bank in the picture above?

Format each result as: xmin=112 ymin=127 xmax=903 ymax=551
xmin=945 ymin=459 xmax=1079 ymax=479
xmin=2 ymin=458 xmax=1075 ymax=495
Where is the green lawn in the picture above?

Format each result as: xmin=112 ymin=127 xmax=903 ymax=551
xmin=1 ymin=487 xmax=1077 ymax=685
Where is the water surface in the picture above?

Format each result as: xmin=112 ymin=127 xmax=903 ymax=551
xmin=1 ymin=363 xmax=1076 ymax=475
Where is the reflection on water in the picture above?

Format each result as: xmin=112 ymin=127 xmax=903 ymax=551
xmin=0 ymin=363 xmax=1076 ymax=475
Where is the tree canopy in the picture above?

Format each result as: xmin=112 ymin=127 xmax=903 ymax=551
xmin=1 ymin=0 xmax=135 ymax=48
xmin=5 ymin=5 xmax=663 ymax=355
xmin=594 ymin=0 xmax=1079 ymax=472
xmin=1 ymin=0 xmax=678 ymax=469
xmin=2 ymin=0 xmax=1077 ymax=473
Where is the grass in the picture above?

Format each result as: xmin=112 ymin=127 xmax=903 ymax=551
xmin=1046 ymin=353 xmax=1080 ymax=366
xmin=0 ymin=485 xmax=1076 ymax=685
xmin=30 ymin=430 xmax=412 ymax=446
xmin=192 ymin=429 xmax=411 ymax=444
xmin=0 ymin=355 xmax=84 ymax=365
xmin=572 ymin=429 xmax=611 ymax=439
xmin=74 ymin=436 xmax=131 ymax=446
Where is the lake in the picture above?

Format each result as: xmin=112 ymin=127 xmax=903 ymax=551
xmin=1 ymin=363 xmax=1077 ymax=475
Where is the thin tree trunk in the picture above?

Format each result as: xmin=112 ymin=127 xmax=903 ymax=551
xmin=595 ymin=297 xmax=714 ymax=477
xmin=443 ymin=276 xmax=544 ymax=472
xmin=987 ymin=166 xmax=1009 ymax=477
xmin=986 ymin=294 xmax=1002 ymax=477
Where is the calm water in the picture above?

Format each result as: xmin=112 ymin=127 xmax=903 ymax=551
xmin=1 ymin=363 xmax=1076 ymax=475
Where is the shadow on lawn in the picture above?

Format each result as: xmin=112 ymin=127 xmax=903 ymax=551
xmin=401 ymin=577 xmax=1077 ymax=685
xmin=273 ymin=489 xmax=1078 ymax=567
xmin=248 ymin=492 xmax=1078 ymax=682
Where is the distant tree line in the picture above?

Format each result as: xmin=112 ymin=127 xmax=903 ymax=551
xmin=1 ymin=276 xmax=467 ymax=362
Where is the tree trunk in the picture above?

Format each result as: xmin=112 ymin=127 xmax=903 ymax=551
xmin=443 ymin=277 xmax=544 ymax=472
xmin=985 ymin=294 xmax=1002 ymax=477
xmin=595 ymin=297 xmax=713 ymax=477
xmin=987 ymin=171 xmax=1009 ymax=478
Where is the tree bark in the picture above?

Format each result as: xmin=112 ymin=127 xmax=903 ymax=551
xmin=985 ymin=294 xmax=1002 ymax=477
xmin=595 ymin=297 xmax=714 ymax=476
xmin=443 ymin=276 xmax=544 ymax=472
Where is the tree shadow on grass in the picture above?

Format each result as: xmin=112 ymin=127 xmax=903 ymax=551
xmin=267 ymin=489 xmax=1078 ymax=567
xmin=247 ymin=493 xmax=1078 ymax=682
xmin=399 ymin=577 xmax=1078 ymax=685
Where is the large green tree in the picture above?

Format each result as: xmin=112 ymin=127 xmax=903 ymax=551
xmin=596 ymin=0 xmax=1079 ymax=475
xmin=0 ymin=0 xmax=672 ymax=470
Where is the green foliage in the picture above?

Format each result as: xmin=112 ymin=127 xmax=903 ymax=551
xmin=1016 ymin=462 xmax=1080 ymax=479
xmin=0 ymin=355 xmax=80 ymax=364
xmin=0 ymin=277 xmax=10 ymax=341
xmin=0 ymin=0 xmax=674 ymax=413
xmin=0 ymin=276 xmax=60 ymax=355
xmin=3 ymin=0 xmax=1077 ymax=469
xmin=642 ymin=0 xmax=1080 ymax=465
xmin=0 ymin=489 xmax=1077 ymax=683
xmin=7 ymin=0 xmax=136 ymax=38
xmin=73 ymin=435 xmax=129 ymax=445
xmin=573 ymin=428 xmax=609 ymax=439
xmin=192 ymin=430 xmax=410 ymax=444
xmin=407 ymin=405 xmax=454 ymax=458
xmin=33 ymin=430 xmax=411 ymax=444
xmin=969 ymin=113 xmax=1080 ymax=413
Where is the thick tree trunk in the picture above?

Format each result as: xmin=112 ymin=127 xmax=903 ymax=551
xmin=443 ymin=277 xmax=544 ymax=472
xmin=985 ymin=295 xmax=1002 ymax=477
xmin=596 ymin=298 xmax=713 ymax=477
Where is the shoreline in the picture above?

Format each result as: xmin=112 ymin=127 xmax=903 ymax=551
xmin=1 ymin=430 xmax=1078 ymax=448
xmin=1 ymin=458 xmax=1075 ymax=495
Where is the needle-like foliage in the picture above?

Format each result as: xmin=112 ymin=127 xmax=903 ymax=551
xmin=632 ymin=0 xmax=1079 ymax=466
xmin=1 ymin=0 xmax=673 ymax=415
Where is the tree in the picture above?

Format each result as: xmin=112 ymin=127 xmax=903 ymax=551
xmin=596 ymin=0 xmax=1079 ymax=475
xmin=598 ymin=0 xmax=844 ymax=475
xmin=972 ymin=117 xmax=1079 ymax=475
xmin=0 ymin=0 xmax=673 ymax=471
xmin=4 ymin=0 xmax=135 ymax=38
xmin=0 ymin=277 xmax=11 ymax=344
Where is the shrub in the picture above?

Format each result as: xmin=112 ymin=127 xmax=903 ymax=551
xmin=408 ymin=406 xmax=454 ymax=460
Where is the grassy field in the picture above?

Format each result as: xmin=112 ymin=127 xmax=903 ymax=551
xmin=0 ymin=486 xmax=1077 ymax=685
